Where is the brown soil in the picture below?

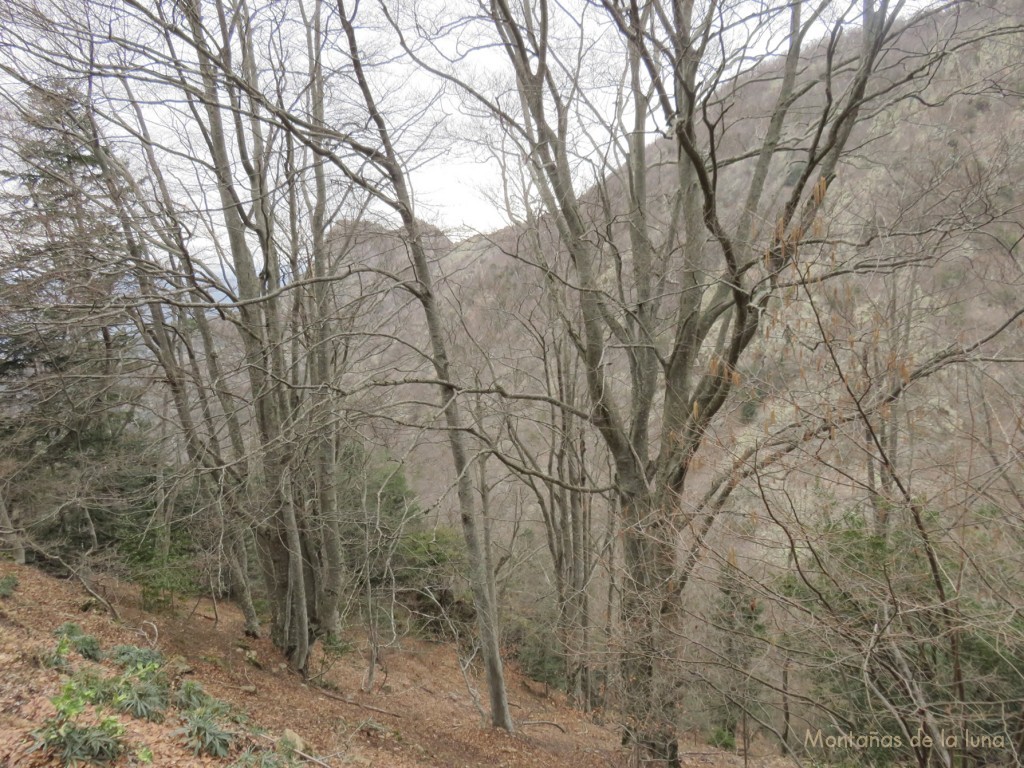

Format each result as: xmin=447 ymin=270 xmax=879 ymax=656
xmin=0 ymin=561 xmax=797 ymax=767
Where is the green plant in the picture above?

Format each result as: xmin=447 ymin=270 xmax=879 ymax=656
xmin=72 ymin=635 xmax=103 ymax=662
xmin=44 ymin=634 xmax=73 ymax=670
xmin=308 ymin=634 xmax=357 ymax=687
xmin=739 ymin=398 xmax=759 ymax=423
xmin=779 ymin=507 xmax=1024 ymax=767
xmin=54 ymin=622 xmax=86 ymax=640
xmin=70 ymin=667 xmax=118 ymax=705
xmin=35 ymin=717 xmax=126 ymax=766
xmin=175 ymin=707 xmax=235 ymax=757
xmin=122 ymin=530 xmax=202 ymax=614
xmin=0 ymin=573 xmax=18 ymax=597
xmin=135 ymin=745 xmax=154 ymax=763
xmin=53 ymin=622 xmax=103 ymax=661
xmin=173 ymin=680 xmax=212 ymax=711
xmin=109 ymin=645 xmax=163 ymax=670
xmin=708 ymin=558 xmax=766 ymax=742
xmin=322 ymin=634 xmax=355 ymax=658
xmin=708 ymin=727 xmax=736 ymax=751
xmin=125 ymin=663 xmax=166 ymax=688
xmin=171 ymin=680 xmax=232 ymax=719
xmin=114 ymin=678 xmax=168 ymax=722
xmin=32 ymin=681 xmax=126 ymax=766
xmin=139 ymin=579 xmax=176 ymax=613
xmin=389 ymin=529 xmax=466 ymax=596
xmin=508 ymin=619 xmax=565 ymax=689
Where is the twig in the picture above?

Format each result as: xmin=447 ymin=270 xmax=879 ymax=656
xmin=209 ymin=576 xmax=219 ymax=627
xmin=256 ymin=732 xmax=336 ymax=768
xmin=454 ymin=643 xmax=486 ymax=722
xmin=520 ymin=720 xmax=567 ymax=734
xmin=187 ymin=593 xmax=203 ymax=620
xmin=318 ymin=687 xmax=402 ymax=718
xmin=138 ymin=620 xmax=158 ymax=648
xmin=56 ymin=555 xmax=120 ymax=622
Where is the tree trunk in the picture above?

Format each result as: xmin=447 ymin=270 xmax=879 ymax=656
xmin=227 ymin=525 xmax=260 ymax=638
xmin=619 ymin=494 xmax=681 ymax=767
xmin=0 ymin=495 xmax=26 ymax=565
xmin=405 ymin=220 xmax=514 ymax=730
xmin=333 ymin=2 xmax=514 ymax=728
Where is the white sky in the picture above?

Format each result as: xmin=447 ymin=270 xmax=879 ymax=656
xmin=410 ymin=157 xmax=510 ymax=238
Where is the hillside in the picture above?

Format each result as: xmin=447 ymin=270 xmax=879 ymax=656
xmin=0 ymin=561 xmax=796 ymax=768
xmin=1 ymin=1 xmax=1023 ymax=766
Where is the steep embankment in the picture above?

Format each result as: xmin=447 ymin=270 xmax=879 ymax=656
xmin=0 ymin=561 xmax=805 ymax=767
xmin=0 ymin=560 xmax=632 ymax=768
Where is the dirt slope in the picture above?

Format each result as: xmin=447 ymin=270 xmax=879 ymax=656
xmin=0 ymin=561 xmax=794 ymax=767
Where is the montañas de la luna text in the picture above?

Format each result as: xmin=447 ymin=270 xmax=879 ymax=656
xmin=805 ymin=729 xmax=1007 ymax=750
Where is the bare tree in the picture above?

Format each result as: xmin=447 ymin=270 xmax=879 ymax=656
xmin=4 ymin=1 xmax=1023 ymax=758
xmin=0 ymin=0 xmax=516 ymax=724
xmin=384 ymin=0 xmax=1024 ymax=760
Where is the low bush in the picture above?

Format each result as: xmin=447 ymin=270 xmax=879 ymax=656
xmin=36 ymin=718 xmax=126 ymax=766
xmin=43 ymin=634 xmax=72 ymax=670
xmin=53 ymin=622 xmax=103 ymax=661
xmin=708 ymin=727 xmax=736 ymax=751
xmin=175 ymin=706 xmax=235 ymax=757
xmin=506 ymin=619 xmax=565 ymax=689
xmin=173 ymin=680 xmax=213 ymax=711
xmin=114 ymin=678 xmax=168 ymax=722
xmin=32 ymin=680 xmax=126 ymax=766
xmin=71 ymin=635 xmax=103 ymax=662
xmin=108 ymin=644 xmax=162 ymax=670
xmin=70 ymin=667 xmax=118 ymax=704
xmin=0 ymin=573 xmax=17 ymax=597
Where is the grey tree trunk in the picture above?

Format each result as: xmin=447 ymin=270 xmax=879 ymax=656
xmin=334 ymin=2 xmax=514 ymax=730
xmin=0 ymin=495 xmax=26 ymax=565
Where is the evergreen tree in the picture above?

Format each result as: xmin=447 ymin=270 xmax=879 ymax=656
xmin=0 ymin=81 xmax=143 ymax=561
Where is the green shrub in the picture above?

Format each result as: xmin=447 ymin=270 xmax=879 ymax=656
xmin=36 ymin=717 xmax=126 ymax=766
xmin=53 ymin=622 xmax=103 ymax=661
xmin=739 ymin=398 xmax=759 ymax=423
xmin=54 ymin=622 xmax=86 ymax=639
xmin=391 ymin=529 xmax=464 ymax=587
xmin=70 ymin=667 xmax=118 ymax=705
xmin=32 ymin=681 xmax=126 ymax=766
xmin=387 ymin=528 xmax=470 ymax=637
xmin=778 ymin=507 xmax=1024 ymax=767
xmin=175 ymin=707 xmax=235 ymax=757
xmin=139 ymin=578 xmax=177 ymax=613
xmin=0 ymin=573 xmax=17 ymax=597
xmin=67 ymin=658 xmax=170 ymax=723
xmin=72 ymin=635 xmax=103 ymax=662
xmin=128 ymin=549 xmax=200 ymax=610
xmin=114 ymin=678 xmax=168 ymax=722
xmin=507 ymin=619 xmax=565 ymax=689
xmin=708 ymin=727 xmax=736 ymax=751
xmin=109 ymin=645 xmax=162 ymax=670
xmin=114 ymin=486 xmax=204 ymax=613
xmin=44 ymin=634 xmax=73 ymax=670
xmin=173 ymin=680 xmax=212 ymax=711
xmin=321 ymin=634 xmax=355 ymax=658
xmin=196 ymin=694 xmax=233 ymax=720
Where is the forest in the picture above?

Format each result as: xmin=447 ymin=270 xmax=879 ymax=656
xmin=1 ymin=0 xmax=1024 ymax=766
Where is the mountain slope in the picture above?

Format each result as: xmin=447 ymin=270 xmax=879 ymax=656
xmin=0 ymin=561 xmax=644 ymax=768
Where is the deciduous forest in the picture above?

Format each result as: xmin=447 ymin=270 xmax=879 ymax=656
xmin=1 ymin=0 xmax=1023 ymax=766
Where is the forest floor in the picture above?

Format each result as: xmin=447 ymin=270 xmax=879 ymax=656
xmin=0 ymin=560 xmax=799 ymax=767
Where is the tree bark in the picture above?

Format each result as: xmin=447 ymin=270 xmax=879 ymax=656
xmin=0 ymin=495 xmax=26 ymax=565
